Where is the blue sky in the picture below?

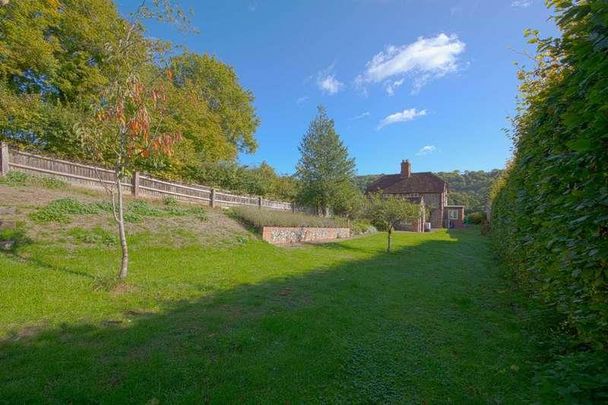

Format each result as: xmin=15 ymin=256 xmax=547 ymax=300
xmin=121 ymin=0 xmax=558 ymax=175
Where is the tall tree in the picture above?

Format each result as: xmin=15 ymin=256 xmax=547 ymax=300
xmin=0 ymin=1 xmax=260 ymax=180
xmin=0 ymin=0 xmax=127 ymax=155
xmin=169 ymin=53 xmax=259 ymax=162
xmin=295 ymin=106 xmax=357 ymax=216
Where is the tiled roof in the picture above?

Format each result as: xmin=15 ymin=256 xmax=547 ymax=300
xmin=366 ymin=172 xmax=446 ymax=194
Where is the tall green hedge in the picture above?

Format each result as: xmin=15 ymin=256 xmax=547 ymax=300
xmin=491 ymin=0 xmax=608 ymax=398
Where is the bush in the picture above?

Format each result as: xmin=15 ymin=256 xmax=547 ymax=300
xmin=230 ymin=206 xmax=345 ymax=229
xmin=350 ymin=220 xmax=377 ymax=236
xmin=465 ymin=211 xmax=486 ymax=225
xmin=29 ymin=198 xmax=108 ymax=223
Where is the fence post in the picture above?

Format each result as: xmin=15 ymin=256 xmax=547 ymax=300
xmin=0 ymin=142 xmax=9 ymax=177
xmin=132 ymin=171 xmax=140 ymax=197
xmin=210 ymin=188 xmax=216 ymax=208
xmin=291 ymin=202 xmax=296 ymax=213
xmin=258 ymin=196 xmax=263 ymax=208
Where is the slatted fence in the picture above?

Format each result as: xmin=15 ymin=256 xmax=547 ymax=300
xmin=0 ymin=143 xmax=295 ymax=211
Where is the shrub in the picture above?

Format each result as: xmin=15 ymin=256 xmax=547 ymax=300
xmin=230 ymin=206 xmax=345 ymax=229
xmin=465 ymin=211 xmax=486 ymax=225
xmin=29 ymin=198 xmax=110 ymax=223
xmin=350 ymin=220 xmax=377 ymax=236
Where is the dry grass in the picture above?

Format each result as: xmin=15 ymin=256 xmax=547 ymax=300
xmin=230 ymin=205 xmax=346 ymax=229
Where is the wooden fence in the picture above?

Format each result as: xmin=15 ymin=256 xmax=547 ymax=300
xmin=0 ymin=143 xmax=295 ymax=211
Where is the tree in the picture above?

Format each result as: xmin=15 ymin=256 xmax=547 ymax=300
xmin=78 ymin=1 xmax=186 ymax=280
xmin=169 ymin=53 xmax=259 ymax=161
xmin=0 ymin=0 xmax=129 ymax=155
xmin=295 ymin=106 xmax=357 ymax=216
xmin=367 ymin=194 xmax=421 ymax=252
xmin=0 ymin=1 xmax=260 ymax=182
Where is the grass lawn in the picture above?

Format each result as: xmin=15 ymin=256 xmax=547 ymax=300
xmin=0 ymin=227 xmax=541 ymax=402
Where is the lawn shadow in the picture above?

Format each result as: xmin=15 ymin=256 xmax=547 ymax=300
xmin=0 ymin=232 xmax=538 ymax=403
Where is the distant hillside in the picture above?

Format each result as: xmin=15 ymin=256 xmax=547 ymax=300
xmin=357 ymin=170 xmax=502 ymax=213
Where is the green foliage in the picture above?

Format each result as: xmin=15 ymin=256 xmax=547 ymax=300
xmin=230 ymin=206 xmax=345 ymax=229
xmin=0 ymin=226 xmax=31 ymax=252
xmin=366 ymin=194 xmax=421 ymax=252
xmin=29 ymin=198 xmax=110 ymax=223
xmin=0 ymin=0 xmax=259 ymax=179
xmin=296 ymin=106 xmax=358 ymax=215
xmin=0 ymin=171 xmax=65 ymax=189
xmin=29 ymin=198 xmax=207 ymax=224
xmin=465 ymin=211 xmax=487 ymax=225
xmin=491 ymin=1 xmax=608 ymax=400
xmin=186 ymin=160 xmax=297 ymax=202
xmin=68 ymin=227 xmax=117 ymax=247
xmin=168 ymin=53 xmax=259 ymax=163
xmin=436 ymin=170 xmax=503 ymax=213
xmin=350 ymin=220 xmax=377 ymax=236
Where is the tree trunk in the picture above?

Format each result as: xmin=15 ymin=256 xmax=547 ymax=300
xmin=387 ymin=227 xmax=392 ymax=253
xmin=116 ymin=175 xmax=129 ymax=279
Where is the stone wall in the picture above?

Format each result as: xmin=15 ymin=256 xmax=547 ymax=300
xmin=262 ymin=227 xmax=350 ymax=245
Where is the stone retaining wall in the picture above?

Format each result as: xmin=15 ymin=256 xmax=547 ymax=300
xmin=262 ymin=227 xmax=350 ymax=245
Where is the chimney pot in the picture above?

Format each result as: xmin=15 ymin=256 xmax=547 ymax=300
xmin=401 ymin=159 xmax=411 ymax=177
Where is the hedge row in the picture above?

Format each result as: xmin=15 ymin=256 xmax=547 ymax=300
xmin=490 ymin=1 xmax=608 ymax=399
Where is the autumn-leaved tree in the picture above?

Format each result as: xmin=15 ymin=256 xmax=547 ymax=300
xmin=79 ymin=1 xmax=187 ymax=279
xmin=367 ymin=193 xmax=421 ymax=252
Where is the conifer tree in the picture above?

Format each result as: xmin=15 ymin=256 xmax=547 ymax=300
xmin=295 ymin=106 xmax=357 ymax=216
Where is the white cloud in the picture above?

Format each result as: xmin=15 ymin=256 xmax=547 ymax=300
xmin=385 ymin=78 xmax=404 ymax=96
xmin=296 ymin=96 xmax=309 ymax=104
xmin=511 ymin=0 xmax=532 ymax=7
xmin=416 ymin=145 xmax=437 ymax=156
xmin=317 ymin=74 xmax=344 ymax=95
xmin=356 ymin=33 xmax=466 ymax=93
xmin=377 ymin=108 xmax=426 ymax=130
xmin=351 ymin=111 xmax=371 ymax=120
xmin=317 ymin=64 xmax=344 ymax=95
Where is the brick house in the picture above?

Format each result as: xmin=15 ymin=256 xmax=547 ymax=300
xmin=366 ymin=160 xmax=464 ymax=230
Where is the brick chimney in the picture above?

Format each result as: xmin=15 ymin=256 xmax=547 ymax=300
xmin=400 ymin=159 xmax=411 ymax=177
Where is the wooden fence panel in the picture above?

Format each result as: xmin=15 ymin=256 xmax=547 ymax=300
xmin=2 ymin=147 xmax=295 ymax=211
xmin=8 ymin=150 xmax=133 ymax=192
xmin=138 ymin=175 xmax=211 ymax=203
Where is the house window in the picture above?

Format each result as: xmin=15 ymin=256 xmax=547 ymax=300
xmin=448 ymin=209 xmax=459 ymax=220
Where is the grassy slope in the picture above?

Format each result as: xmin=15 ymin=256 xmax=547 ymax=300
xmin=0 ymin=210 xmax=542 ymax=403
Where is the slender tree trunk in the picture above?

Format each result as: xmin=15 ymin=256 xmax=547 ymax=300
xmin=116 ymin=174 xmax=129 ymax=279
xmin=387 ymin=226 xmax=392 ymax=253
